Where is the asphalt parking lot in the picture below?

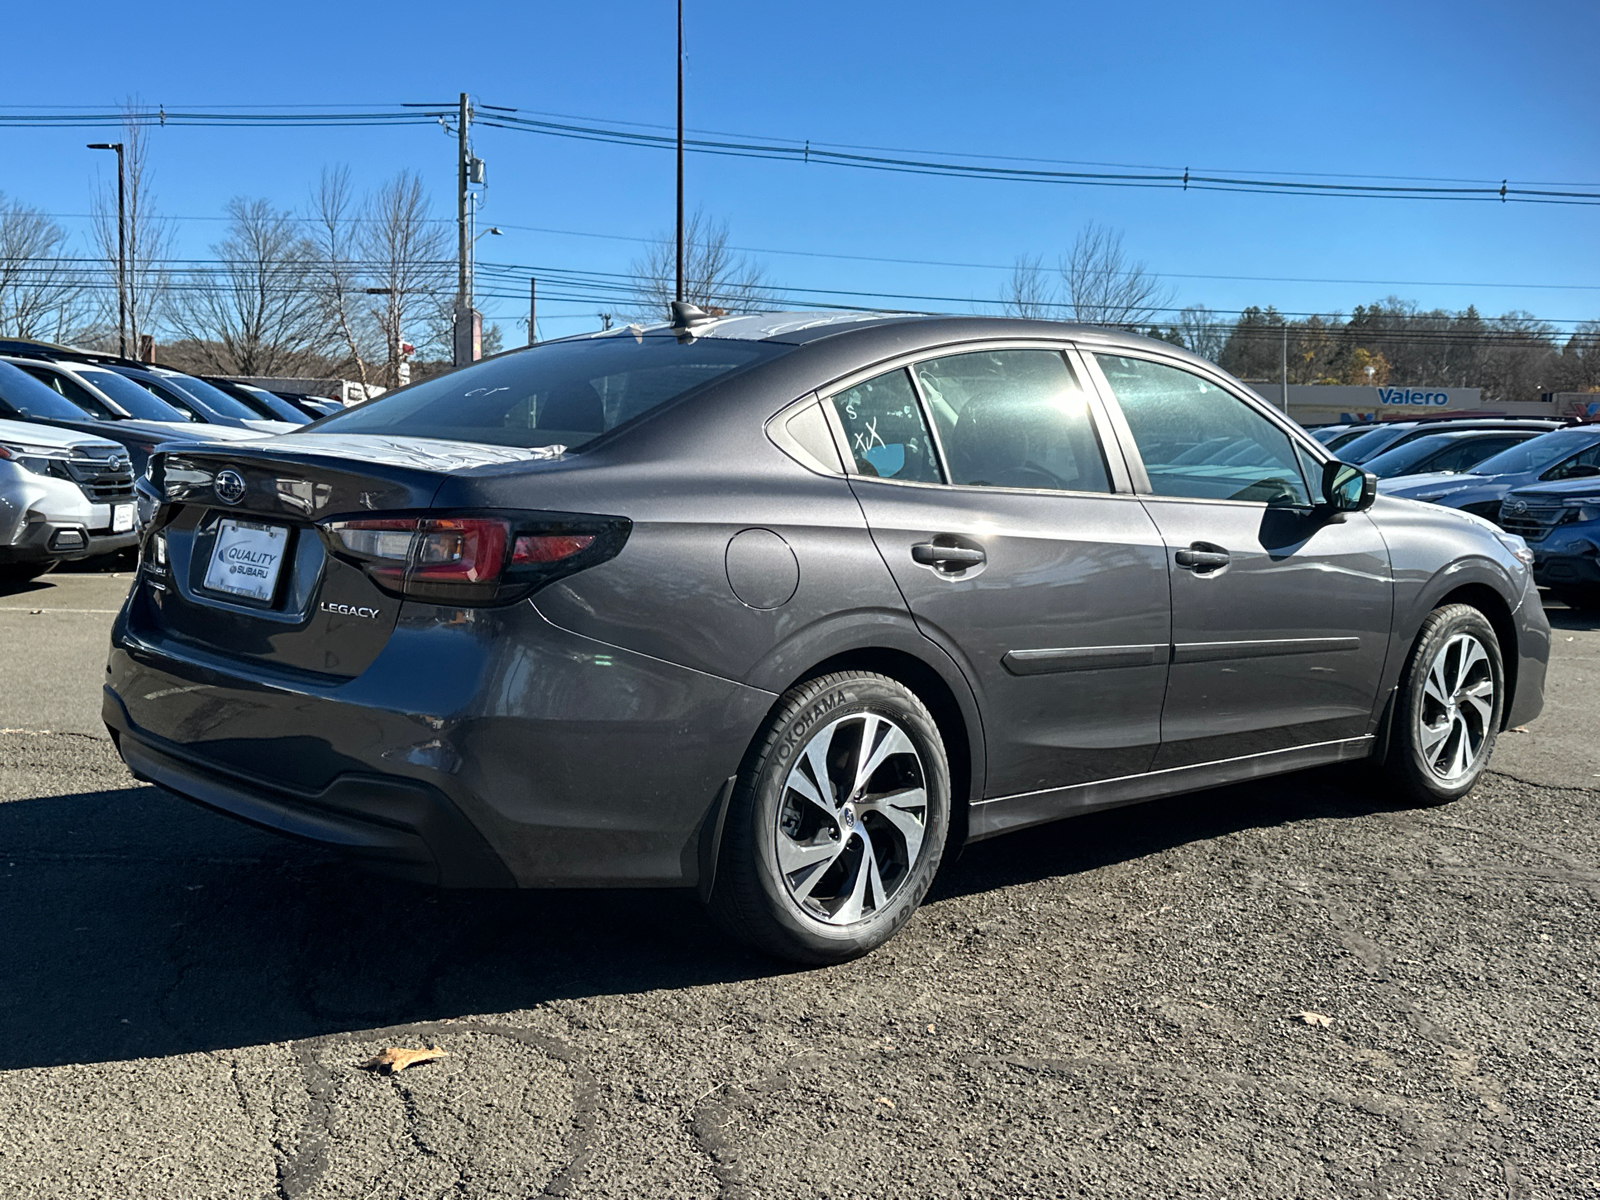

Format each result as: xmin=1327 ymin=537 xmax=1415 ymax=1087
xmin=2 ymin=569 xmax=1598 ymax=1199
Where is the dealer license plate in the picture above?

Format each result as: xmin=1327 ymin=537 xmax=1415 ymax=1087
xmin=203 ymin=519 xmax=289 ymax=602
xmin=111 ymin=504 xmax=134 ymax=533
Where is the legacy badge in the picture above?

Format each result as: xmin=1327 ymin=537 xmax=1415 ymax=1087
xmin=320 ymin=602 xmax=382 ymax=619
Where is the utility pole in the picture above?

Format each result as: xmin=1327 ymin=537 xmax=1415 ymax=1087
xmin=1281 ymin=322 xmax=1290 ymax=415
xmin=528 ymin=277 xmax=537 ymax=346
xmin=454 ymin=92 xmax=472 ymax=367
xmin=675 ymin=0 xmax=684 ymax=304
xmin=87 ymin=143 xmax=126 ymax=357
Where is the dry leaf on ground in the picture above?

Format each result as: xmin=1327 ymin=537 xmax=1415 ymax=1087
xmin=1293 ymin=1011 xmax=1333 ymax=1028
xmin=363 ymin=1046 xmax=449 ymax=1074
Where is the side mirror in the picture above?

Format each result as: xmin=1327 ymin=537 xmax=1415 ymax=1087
xmin=1322 ymin=460 xmax=1377 ymax=512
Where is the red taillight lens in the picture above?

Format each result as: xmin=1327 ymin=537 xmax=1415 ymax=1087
xmin=512 ymin=533 xmax=594 ymax=564
xmin=321 ymin=512 xmax=629 ymax=605
xmin=413 ymin=518 xmax=509 ymax=584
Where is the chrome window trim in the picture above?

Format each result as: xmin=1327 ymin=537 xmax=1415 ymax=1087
xmin=815 ymin=338 xmax=1134 ymax=497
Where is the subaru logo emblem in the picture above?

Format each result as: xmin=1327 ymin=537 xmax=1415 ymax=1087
xmin=214 ymin=468 xmax=247 ymax=505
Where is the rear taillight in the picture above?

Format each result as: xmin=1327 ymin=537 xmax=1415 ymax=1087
xmin=321 ymin=511 xmax=628 ymax=605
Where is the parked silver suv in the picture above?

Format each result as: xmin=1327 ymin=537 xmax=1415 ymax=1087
xmin=0 ymin=417 xmax=139 ymax=583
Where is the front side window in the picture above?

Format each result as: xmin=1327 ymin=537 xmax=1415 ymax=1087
xmin=1542 ymin=437 xmax=1600 ymax=481
xmin=1094 ymin=354 xmax=1311 ymax=505
xmin=912 ymin=349 xmax=1111 ymax=493
xmin=829 ymin=368 xmax=942 ymax=483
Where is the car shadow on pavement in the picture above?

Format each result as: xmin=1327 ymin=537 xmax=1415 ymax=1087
xmin=0 ymin=765 xmax=1408 ymax=1071
xmin=931 ymin=764 xmax=1404 ymax=904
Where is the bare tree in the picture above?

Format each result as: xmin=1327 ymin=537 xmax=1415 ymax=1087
xmin=1001 ymin=253 xmax=1054 ymax=319
xmin=0 ymin=194 xmax=91 ymax=340
xmin=630 ymin=209 xmax=771 ymax=321
xmin=1176 ymin=304 xmax=1228 ymax=363
xmin=168 ymin=198 xmax=328 ymax=375
xmin=360 ymin=171 xmax=451 ymax=387
xmin=89 ymin=102 xmax=172 ymax=353
xmin=1060 ymin=222 xmax=1171 ymax=328
xmin=308 ymin=166 xmax=380 ymax=387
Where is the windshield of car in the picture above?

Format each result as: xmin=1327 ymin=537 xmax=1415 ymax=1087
xmin=312 ymin=334 xmax=791 ymax=450
xmin=1325 ymin=426 xmax=1373 ymax=451
xmin=1332 ymin=426 xmax=1406 ymax=462
xmin=154 ymin=372 xmax=266 ymax=421
xmin=76 ymin=366 xmax=194 ymax=422
xmin=232 ymin=385 xmax=313 ymax=423
xmin=0 ymin=360 xmax=97 ymax=421
xmin=1362 ymin=434 xmax=1463 ymax=478
xmin=1470 ymin=428 xmax=1598 ymax=476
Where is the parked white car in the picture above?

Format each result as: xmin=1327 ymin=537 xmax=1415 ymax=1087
xmin=0 ymin=417 xmax=139 ymax=583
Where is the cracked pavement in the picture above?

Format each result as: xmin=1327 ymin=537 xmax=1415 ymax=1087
xmin=1 ymin=570 xmax=1598 ymax=1198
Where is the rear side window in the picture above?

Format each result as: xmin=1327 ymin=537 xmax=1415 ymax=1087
xmin=1095 ymin=354 xmax=1311 ymax=505
xmin=912 ymin=349 xmax=1110 ymax=493
xmin=829 ymin=368 xmax=942 ymax=483
xmin=314 ymin=334 xmax=789 ymax=451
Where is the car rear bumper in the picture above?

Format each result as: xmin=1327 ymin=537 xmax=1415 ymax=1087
xmin=106 ymin=696 xmax=515 ymax=886
xmin=104 ymin=592 xmax=776 ymax=888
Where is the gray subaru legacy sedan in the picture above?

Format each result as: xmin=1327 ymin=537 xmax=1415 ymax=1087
xmin=105 ymin=312 xmax=1549 ymax=963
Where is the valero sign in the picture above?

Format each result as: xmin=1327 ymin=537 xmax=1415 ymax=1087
xmin=1377 ymin=387 xmax=1451 ymax=407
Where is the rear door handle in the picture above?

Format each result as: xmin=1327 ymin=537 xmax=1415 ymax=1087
xmin=1174 ymin=545 xmax=1230 ymax=571
xmin=912 ymin=541 xmax=986 ymax=570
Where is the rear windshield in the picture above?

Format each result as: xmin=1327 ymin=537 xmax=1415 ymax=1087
xmin=311 ymin=334 xmax=789 ymax=450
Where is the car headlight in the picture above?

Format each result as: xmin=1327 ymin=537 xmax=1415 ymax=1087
xmin=1560 ymin=496 xmax=1600 ymax=523
xmin=0 ymin=441 xmax=73 ymax=476
xmin=1494 ymin=530 xmax=1536 ymax=568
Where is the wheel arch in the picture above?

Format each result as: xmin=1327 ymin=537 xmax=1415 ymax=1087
xmin=759 ymin=642 xmax=985 ymax=853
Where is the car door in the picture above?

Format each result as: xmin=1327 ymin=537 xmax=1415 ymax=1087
xmin=1084 ymin=351 xmax=1392 ymax=770
xmin=828 ymin=345 xmax=1172 ymax=798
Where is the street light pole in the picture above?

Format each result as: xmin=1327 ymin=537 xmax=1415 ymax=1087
xmin=675 ymin=0 xmax=684 ymax=305
xmin=87 ymin=142 xmax=126 ymax=358
xmin=455 ymin=92 xmax=471 ymax=367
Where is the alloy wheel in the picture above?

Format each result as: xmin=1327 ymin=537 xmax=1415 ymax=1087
xmin=1417 ymin=632 xmax=1495 ymax=783
xmin=774 ymin=712 xmax=929 ymax=926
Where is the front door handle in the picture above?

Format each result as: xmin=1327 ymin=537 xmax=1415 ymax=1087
xmin=912 ymin=541 xmax=986 ymax=570
xmin=1174 ymin=544 xmax=1230 ymax=572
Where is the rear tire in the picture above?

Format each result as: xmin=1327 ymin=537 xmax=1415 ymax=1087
xmin=1386 ymin=604 xmax=1504 ymax=806
xmin=706 ymin=671 xmax=950 ymax=964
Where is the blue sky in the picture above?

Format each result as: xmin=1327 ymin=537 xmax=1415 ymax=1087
xmin=3 ymin=0 xmax=1598 ymax=344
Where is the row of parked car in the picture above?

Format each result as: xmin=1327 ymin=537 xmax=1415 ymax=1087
xmin=1310 ymin=415 xmax=1600 ymax=608
xmin=0 ymin=338 xmax=343 ymax=583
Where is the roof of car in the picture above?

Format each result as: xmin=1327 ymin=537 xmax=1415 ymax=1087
xmin=563 ymin=311 xmax=1216 ymax=374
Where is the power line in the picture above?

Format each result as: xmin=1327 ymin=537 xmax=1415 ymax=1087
xmin=7 ymin=103 xmax=1600 ymax=205
xmin=18 ymin=213 xmax=1600 ymax=296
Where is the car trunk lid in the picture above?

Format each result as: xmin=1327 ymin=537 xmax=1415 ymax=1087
xmin=133 ymin=436 xmax=562 ymax=679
